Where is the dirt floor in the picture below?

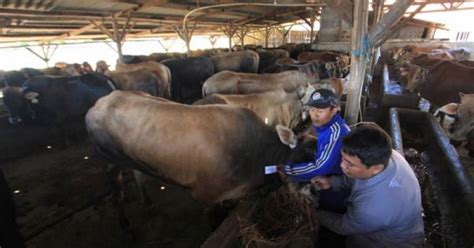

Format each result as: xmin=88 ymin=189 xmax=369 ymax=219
xmin=2 ymin=139 xmax=213 ymax=248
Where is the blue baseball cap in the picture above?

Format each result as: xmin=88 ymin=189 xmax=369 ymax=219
xmin=305 ymin=89 xmax=339 ymax=108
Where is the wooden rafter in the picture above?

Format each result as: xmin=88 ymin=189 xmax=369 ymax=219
xmin=375 ymin=3 xmax=426 ymax=47
xmin=322 ymin=0 xmax=353 ymax=25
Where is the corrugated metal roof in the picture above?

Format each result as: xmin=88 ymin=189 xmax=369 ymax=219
xmin=0 ymin=0 xmax=454 ymax=44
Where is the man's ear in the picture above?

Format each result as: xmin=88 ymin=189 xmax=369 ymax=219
xmin=369 ymin=164 xmax=385 ymax=176
xmin=276 ymin=125 xmax=297 ymax=148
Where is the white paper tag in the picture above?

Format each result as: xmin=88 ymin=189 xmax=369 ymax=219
xmin=264 ymin=165 xmax=277 ymax=175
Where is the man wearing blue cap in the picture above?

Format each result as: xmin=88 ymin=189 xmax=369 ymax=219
xmin=282 ymin=88 xmax=350 ymax=211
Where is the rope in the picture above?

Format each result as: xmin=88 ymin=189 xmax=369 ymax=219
xmin=351 ymin=35 xmax=371 ymax=62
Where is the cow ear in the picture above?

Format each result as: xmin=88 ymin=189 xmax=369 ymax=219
xmin=439 ymin=103 xmax=459 ymax=115
xmin=24 ymin=92 xmax=40 ymax=103
xmin=459 ymin=92 xmax=466 ymax=100
xmin=276 ymin=124 xmax=297 ymax=148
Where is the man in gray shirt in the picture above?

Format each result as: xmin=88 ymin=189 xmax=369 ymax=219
xmin=312 ymin=124 xmax=424 ymax=248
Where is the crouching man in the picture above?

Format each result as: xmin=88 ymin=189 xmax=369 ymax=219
xmin=312 ymin=124 xmax=424 ymax=248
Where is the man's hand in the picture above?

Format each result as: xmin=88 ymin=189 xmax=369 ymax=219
xmin=276 ymin=164 xmax=288 ymax=181
xmin=311 ymin=176 xmax=331 ymax=190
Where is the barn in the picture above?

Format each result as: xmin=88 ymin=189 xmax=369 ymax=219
xmin=0 ymin=1 xmax=473 ymax=248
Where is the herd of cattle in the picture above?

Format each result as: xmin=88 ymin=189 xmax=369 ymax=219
xmin=1 ymin=43 xmax=473 ymax=211
xmin=0 ymin=45 xmax=350 ymax=208
xmin=384 ymin=44 xmax=474 ymax=156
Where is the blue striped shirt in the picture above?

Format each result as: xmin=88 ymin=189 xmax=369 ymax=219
xmin=284 ymin=114 xmax=350 ymax=182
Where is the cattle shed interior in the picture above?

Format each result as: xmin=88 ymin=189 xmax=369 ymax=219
xmin=1 ymin=1 xmax=474 ymax=248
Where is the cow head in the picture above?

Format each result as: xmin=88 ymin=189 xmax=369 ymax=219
xmin=2 ymin=86 xmax=38 ymax=124
xmin=439 ymin=93 xmax=474 ymax=141
xmin=402 ymin=64 xmax=425 ymax=92
xmin=276 ymin=124 xmax=317 ymax=163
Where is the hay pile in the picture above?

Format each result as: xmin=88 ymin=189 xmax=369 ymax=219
xmin=236 ymin=185 xmax=318 ymax=248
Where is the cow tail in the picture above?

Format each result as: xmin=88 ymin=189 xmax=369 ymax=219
xmin=164 ymin=66 xmax=172 ymax=99
xmin=202 ymin=83 xmax=207 ymax=98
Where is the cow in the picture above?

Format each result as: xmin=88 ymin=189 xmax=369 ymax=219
xmin=2 ymin=73 xmax=116 ymax=126
xmin=161 ymin=56 xmax=214 ymax=104
xmin=194 ymin=85 xmax=314 ymax=130
xmin=447 ymin=48 xmax=472 ymax=61
xmin=210 ymin=50 xmax=259 ymax=73
xmin=95 ymin=60 xmax=110 ymax=74
xmin=403 ymin=60 xmax=474 ymax=108
xmin=202 ymin=70 xmax=316 ymax=96
xmin=86 ymin=90 xmax=313 ymax=207
xmin=297 ymin=51 xmax=340 ymax=63
xmin=439 ymin=93 xmax=474 ymax=157
xmin=256 ymin=49 xmax=290 ymax=73
xmin=105 ymin=69 xmax=160 ymax=96
xmin=115 ymin=61 xmax=171 ymax=99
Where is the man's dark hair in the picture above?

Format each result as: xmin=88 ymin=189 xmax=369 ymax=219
xmin=342 ymin=124 xmax=393 ymax=168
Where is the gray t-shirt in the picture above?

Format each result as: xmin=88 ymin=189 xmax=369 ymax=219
xmin=318 ymin=150 xmax=425 ymax=248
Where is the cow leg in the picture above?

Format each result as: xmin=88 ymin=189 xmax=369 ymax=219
xmin=131 ymin=170 xmax=153 ymax=206
xmin=107 ymin=164 xmax=135 ymax=242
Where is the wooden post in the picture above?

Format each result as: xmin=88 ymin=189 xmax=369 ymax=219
xmin=219 ymin=25 xmax=238 ymax=51
xmin=235 ymin=26 xmax=250 ymax=47
xmin=298 ymin=9 xmax=318 ymax=44
xmin=158 ymin=38 xmax=175 ymax=53
xmin=112 ymin=19 xmax=124 ymax=64
xmin=344 ymin=0 xmax=369 ymax=125
xmin=367 ymin=0 xmax=384 ymax=75
xmin=91 ymin=12 xmax=133 ymax=64
xmin=25 ymin=42 xmax=58 ymax=67
xmin=209 ymin=35 xmax=218 ymax=48
xmin=173 ymin=21 xmax=197 ymax=57
xmin=259 ymin=25 xmax=273 ymax=48
xmin=277 ymin=25 xmax=293 ymax=45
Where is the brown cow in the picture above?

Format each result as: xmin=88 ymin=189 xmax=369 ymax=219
xmin=86 ymin=90 xmax=310 ymax=205
xmin=115 ymin=61 xmax=171 ymax=99
xmin=439 ymin=93 xmax=474 ymax=157
xmin=405 ymin=60 xmax=474 ymax=107
xmin=95 ymin=60 xmax=110 ymax=74
xmin=194 ymin=85 xmax=314 ymax=130
xmin=202 ymin=70 xmax=316 ymax=96
xmin=297 ymin=51 xmax=340 ymax=63
xmin=105 ymin=69 xmax=160 ymax=96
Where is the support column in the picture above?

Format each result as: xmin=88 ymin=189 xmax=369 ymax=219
xmin=209 ymin=35 xmax=218 ymax=48
xmin=344 ymin=0 xmax=369 ymax=125
xmin=92 ymin=12 xmax=133 ymax=64
xmin=259 ymin=25 xmax=274 ymax=48
xmin=173 ymin=21 xmax=196 ymax=57
xmin=158 ymin=38 xmax=175 ymax=53
xmin=235 ymin=26 xmax=250 ymax=47
xmin=299 ymin=8 xmax=318 ymax=44
xmin=25 ymin=42 xmax=58 ymax=67
xmin=219 ymin=25 xmax=238 ymax=51
xmin=276 ymin=25 xmax=293 ymax=45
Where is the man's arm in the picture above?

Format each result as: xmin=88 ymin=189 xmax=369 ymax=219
xmin=284 ymin=125 xmax=344 ymax=182
xmin=317 ymin=206 xmax=384 ymax=235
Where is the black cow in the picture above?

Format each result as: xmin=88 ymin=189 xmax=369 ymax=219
xmin=161 ymin=56 xmax=214 ymax=104
xmin=2 ymin=73 xmax=116 ymax=126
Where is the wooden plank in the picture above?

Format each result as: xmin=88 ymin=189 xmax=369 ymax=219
xmin=344 ymin=0 xmax=369 ymax=125
xmin=201 ymin=197 xmax=261 ymax=248
xmin=369 ymin=0 xmax=414 ymax=46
